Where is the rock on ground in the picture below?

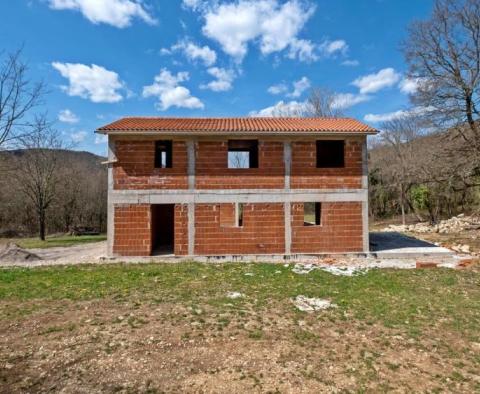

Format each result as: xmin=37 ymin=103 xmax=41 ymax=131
xmin=0 ymin=242 xmax=41 ymax=263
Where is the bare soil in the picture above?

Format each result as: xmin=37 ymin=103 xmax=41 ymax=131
xmin=1 ymin=292 xmax=479 ymax=393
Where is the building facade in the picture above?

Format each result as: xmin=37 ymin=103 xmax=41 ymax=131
xmin=97 ymin=117 xmax=377 ymax=257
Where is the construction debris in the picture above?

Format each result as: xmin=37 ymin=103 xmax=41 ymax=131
xmin=292 ymin=263 xmax=368 ymax=276
xmin=292 ymin=296 xmax=337 ymax=312
xmin=383 ymin=214 xmax=480 ymax=234
xmin=0 ymin=242 xmax=41 ymax=263
xmin=226 ymin=291 xmax=244 ymax=299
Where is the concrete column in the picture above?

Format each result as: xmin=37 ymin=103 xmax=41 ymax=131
xmin=187 ymin=139 xmax=195 ymax=190
xmin=361 ymin=137 xmax=369 ymax=252
xmin=107 ymin=136 xmax=116 ymax=256
xmin=284 ymin=140 xmax=292 ymax=254
xmin=187 ymin=139 xmax=196 ymax=255
xmin=283 ymin=140 xmax=291 ymax=190
xmin=284 ymin=202 xmax=291 ymax=254
xmin=188 ymin=202 xmax=195 ymax=255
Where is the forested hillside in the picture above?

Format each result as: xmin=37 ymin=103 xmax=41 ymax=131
xmin=369 ymin=123 xmax=480 ymax=223
xmin=0 ymin=149 xmax=107 ymax=237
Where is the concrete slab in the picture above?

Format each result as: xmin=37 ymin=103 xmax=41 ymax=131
xmin=369 ymin=232 xmax=454 ymax=259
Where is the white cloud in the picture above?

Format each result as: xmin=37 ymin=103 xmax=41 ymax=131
xmin=287 ymin=38 xmax=318 ymax=62
xmin=95 ymin=134 xmax=108 ymax=144
xmin=249 ymin=100 xmax=306 ymax=117
xmin=363 ymin=106 xmax=432 ymax=123
xmin=182 ymin=0 xmax=203 ymax=11
xmin=52 ymin=62 xmax=124 ymax=103
xmin=287 ymin=76 xmax=310 ymax=98
xmin=48 ymin=0 xmax=156 ymax=28
xmin=201 ymin=67 xmax=235 ymax=92
xmin=319 ymin=39 xmax=348 ymax=56
xmin=202 ymin=0 xmax=315 ymax=62
xmin=331 ymin=93 xmax=371 ymax=110
xmin=171 ymin=40 xmax=217 ymax=66
xmin=399 ymin=77 xmax=423 ymax=94
xmin=142 ymin=68 xmax=204 ymax=110
xmin=352 ymin=67 xmax=401 ymax=94
xmin=267 ymin=83 xmax=288 ymax=95
xmin=58 ymin=109 xmax=79 ymax=123
xmin=341 ymin=59 xmax=359 ymax=67
xmin=71 ymin=130 xmax=87 ymax=143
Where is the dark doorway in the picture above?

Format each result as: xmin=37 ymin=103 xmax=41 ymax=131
xmin=151 ymin=204 xmax=174 ymax=255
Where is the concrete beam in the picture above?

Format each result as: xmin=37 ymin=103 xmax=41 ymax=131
xmin=109 ymin=188 xmax=368 ymax=205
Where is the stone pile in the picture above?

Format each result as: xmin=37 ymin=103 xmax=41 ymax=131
xmin=383 ymin=213 xmax=480 ymax=234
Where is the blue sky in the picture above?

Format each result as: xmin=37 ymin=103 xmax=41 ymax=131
xmin=0 ymin=0 xmax=434 ymax=156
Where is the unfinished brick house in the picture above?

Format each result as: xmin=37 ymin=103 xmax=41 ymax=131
xmin=96 ymin=117 xmax=377 ymax=257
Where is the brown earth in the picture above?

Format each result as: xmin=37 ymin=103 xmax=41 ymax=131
xmin=1 ymin=297 xmax=478 ymax=393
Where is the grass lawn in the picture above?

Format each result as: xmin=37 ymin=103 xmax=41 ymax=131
xmin=0 ymin=262 xmax=479 ymax=392
xmin=1 ymin=234 xmax=106 ymax=249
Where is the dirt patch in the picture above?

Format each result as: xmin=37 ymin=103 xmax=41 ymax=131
xmin=0 ymin=241 xmax=106 ymax=267
xmin=0 ymin=243 xmax=41 ymax=263
xmin=0 ymin=298 xmax=478 ymax=393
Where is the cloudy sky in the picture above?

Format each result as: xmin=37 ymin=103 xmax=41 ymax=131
xmin=1 ymin=0 xmax=434 ymax=155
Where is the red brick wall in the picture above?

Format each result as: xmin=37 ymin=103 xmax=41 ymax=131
xmin=174 ymin=204 xmax=188 ymax=255
xmin=113 ymin=204 xmax=152 ymax=256
xmin=194 ymin=203 xmax=285 ymax=254
xmin=290 ymin=138 xmax=363 ymax=189
xmin=291 ymin=202 xmax=363 ymax=253
xmin=113 ymin=140 xmax=188 ymax=190
xmin=195 ymin=141 xmax=284 ymax=189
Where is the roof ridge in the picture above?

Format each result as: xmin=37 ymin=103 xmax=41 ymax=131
xmin=97 ymin=117 xmax=378 ymax=134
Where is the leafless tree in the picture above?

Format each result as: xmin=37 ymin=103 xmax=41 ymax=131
xmin=379 ymin=115 xmax=424 ymax=224
xmin=403 ymin=0 xmax=480 ymax=165
xmin=305 ymin=87 xmax=345 ymax=117
xmin=0 ymin=48 xmax=45 ymax=149
xmin=13 ymin=115 xmax=66 ymax=240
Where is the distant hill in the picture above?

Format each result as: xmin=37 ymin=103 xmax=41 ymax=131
xmin=0 ymin=149 xmax=106 ymax=172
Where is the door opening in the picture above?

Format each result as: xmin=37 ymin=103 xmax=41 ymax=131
xmin=151 ymin=204 xmax=174 ymax=255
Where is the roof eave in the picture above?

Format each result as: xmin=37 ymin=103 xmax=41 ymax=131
xmin=95 ymin=129 xmax=378 ymax=136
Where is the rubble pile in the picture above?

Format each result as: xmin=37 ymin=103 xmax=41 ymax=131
xmin=383 ymin=214 xmax=480 ymax=234
xmin=0 ymin=242 xmax=41 ymax=263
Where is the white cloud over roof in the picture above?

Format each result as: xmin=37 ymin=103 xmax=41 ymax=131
xmin=58 ymin=109 xmax=79 ymax=123
xmin=48 ymin=0 xmax=156 ymax=28
xmin=52 ymin=62 xmax=125 ymax=103
xmin=201 ymin=0 xmax=315 ymax=62
xmin=201 ymin=67 xmax=236 ymax=92
xmin=352 ymin=67 xmax=401 ymax=94
xmin=142 ymin=68 xmax=204 ymax=110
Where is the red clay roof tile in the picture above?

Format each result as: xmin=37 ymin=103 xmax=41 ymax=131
xmin=97 ymin=117 xmax=377 ymax=134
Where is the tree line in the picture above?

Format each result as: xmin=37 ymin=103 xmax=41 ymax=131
xmin=0 ymin=49 xmax=106 ymax=239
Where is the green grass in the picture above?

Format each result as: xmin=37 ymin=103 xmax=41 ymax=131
xmin=3 ymin=234 xmax=106 ymax=249
xmin=0 ymin=263 xmax=479 ymax=337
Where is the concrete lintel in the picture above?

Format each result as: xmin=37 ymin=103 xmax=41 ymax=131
xmin=109 ymin=188 xmax=368 ymax=204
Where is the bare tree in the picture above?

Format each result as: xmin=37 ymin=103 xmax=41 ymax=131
xmin=13 ymin=115 xmax=66 ymax=240
xmin=379 ymin=115 xmax=423 ymax=224
xmin=403 ymin=0 xmax=480 ymax=162
xmin=0 ymin=48 xmax=45 ymax=149
xmin=305 ymin=87 xmax=345 ymax=117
